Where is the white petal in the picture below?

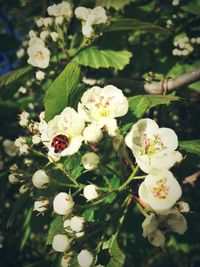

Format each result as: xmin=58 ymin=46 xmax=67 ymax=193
xmin=158 ymin=127 xmax=178 ymax=150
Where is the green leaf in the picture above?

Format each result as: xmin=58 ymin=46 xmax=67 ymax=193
xmin=44 ymin=62 xmax=81 ymax=122
xmin=73 ymin=47 xmax=132 ymax=70
xmin=105 ymin=19 xmax=169 ymax=35
xmin=179 ymin=140 xmax=200 ymax=157
xmin=82 ymin=207 xmax=98 ymax=222
xmin=0 ymin=66 xmax=32 ymax=88
xmin=188 ymin=81 xmax=200 ymax=92
xmin=64 ymin=154 xmax=84 ymax=180
xmin=128 ymin=94 xmax=180 ymax=118
xmin=180 ymin=0 xmax=200 ymax=15
xmin=107 ymin=234 xmax=125 ymax=267
xmin=96 ymin=0 xmax=134 ymax=11
xmin=20 ymin=207 xmax=33 ymax=250
xmin=46 ymin=216 xmax=63 ymax=245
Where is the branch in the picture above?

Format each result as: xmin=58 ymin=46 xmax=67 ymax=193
xmin=104 ymin=67 xmax=200 ymax=94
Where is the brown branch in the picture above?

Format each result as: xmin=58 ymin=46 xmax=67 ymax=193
xmin=103 ymin=67 xmax=200 ymax=94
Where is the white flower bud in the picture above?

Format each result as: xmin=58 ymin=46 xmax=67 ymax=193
xmin=50 ymin=32 xmax=59 ymax=42
xmin=70 ymin=216 xmax=85 ymax=232
xmin=83 ymin=123 xmax=103 ymax=144
xmin=55 ymin=16 xmax=64 ymax=25
xmin=83 ymin=185 xmax=99 ymax=201
xmin=3 ymin=139 xmax=18 ymax=157
xmin=8 ymin=174 xmax=19 ymax=184
xmin=43 ymin=17 xmax=53 ymax=27
xmin=18 ymin=86 xmax=27 ymax=94
xmin=9 ymin=164 xmax=18 ymax=172
xmin=196 ymin=37 xmax=200 ymax=44
xmin=61 ymin=255 xmax=72 ymax=267
xmin=81 ymin=152 xmax=100 ymax=170
xmin=35 ymin=70 xmax=45 ymax=80
xmin=33 ymin=199 xmax=49 ymax=212
xmin=52 ymin=234 xmax=70 ymax=252
xmin=148 ymin=229 xmax=165 ymax=247
xmin=32 ymin=170 xmax=50 ymax=189
xmin=19 ymin=184 xmax=29 ymax=194
xmin=29 ymin=30 xmax=36 ymax=38
xmin=32 ymin=134 xmax=41 ymax=144
xmin=112 ymin=134 xmax=123 ymax=151
xmin=16 ymin=48 xmax=25 ymax=58
xmin=40 ymin=30 xmax=49 ymax=40
xmin=53 ymin=192 xmax=74 ymax=215
xmin=77 ymin=249 xmax=94 ymax=267
xmin=191 ymin=37 xmax=196 ymax=44
xmin=76 ymin=231 xmax=84 ymax=238
xmin=36 ymin=18 xmax=43 ymax=27
xmin=177 ymin=201 xmax=190 ymax=213
xmin=172 ymin=0 xmax=179 ymax=6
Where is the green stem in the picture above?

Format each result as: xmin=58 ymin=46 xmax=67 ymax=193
xmin=118 ymin=165 xmax=140 ymax=191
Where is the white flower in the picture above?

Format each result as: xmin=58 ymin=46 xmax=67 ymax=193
xmin=33 ymin=199 xmax=49 ymax=212
xmin=35 ymin=70 xmax=45 ymax=80
xmin=28 ymin=37 xmax=44 ymax=47
xmin=55 ymin=16 xmax=64 ymax=25
xmin=15 ymin=137 xmax=29 ymax=155
xmin=50 ymin=32 xmax=59 ymax=42
xmin=40 ymin=30 xmax=49 ymax=40
xmin=177 ymin=201 xmax=190 ymax=213
xmin=43 ymin=17 xmax=53 ymax=27
xmin=70 ymin=216 xmax=85 ymax=232
xmin=98 ymin=118 xmax=119 ymax=137
xmin=47 ymin=2 xmax=72 ymax=19
xmin=78 ymin=85 xmax=128 ymax=123
xmin=32 ymin=170 xmax=50 ymax=189
xmin=125 ymin=118 xmax=182 ymax=173
xmin=61 ymin=255 xmax=71 ymax=267
xmin=16 ymin=48 xmax=25 ymax=58
xmin=81 ymin=152 xmax=100 ymax=170
xmin=53 ymin=192 xmax=74 ymax=215
xmin=19 ymin=184 xmax=29 ymax=194
xmin=3 ymin=139 xmax=18 ymax=157
xmin=139 ymin=169 xmax=182 ymax=212
xmin=75 ymin=6 xmax=108 ymax=38
xmin=82 ymin=22 xmax=94 ymax=38
xmin=83 ymin=123 xmax=103 ymax=144
xmin=8 ymin=174 xmax=19 ymax=184
xmin=52 ymin=234 xmax=70 ymax=252
xmin=32 ymin=134 xmax=41 ymax=144
xmin=83 ymin=184 xmax=99 ymax=201
xmin=27 ymin=43 xmax=50 ymax=69
xmin=9 ymin=164 xmax=18 ymax=172
xmin=19 ymin=111 xmax=30 ymax=127
xmin=77 ymin=249 xmax=94 ymax=267
xmin=36 ymin=18 xmax=43 ymax=27
xmin=40 ymin=107 xmax=85 ymax=162
xmin=148 ymin=229 xmax=165 ymax=247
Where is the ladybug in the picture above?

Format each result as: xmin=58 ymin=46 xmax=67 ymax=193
xmin=51 ymin=134 xmax=69 ymax=153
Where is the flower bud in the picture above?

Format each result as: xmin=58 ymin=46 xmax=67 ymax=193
xmin=70 ymin=216 xmax=85 ymax=232
xmin=53 ymin=192 xmax=74 ymax=215
xmin=33 ymin=199 xmax=49 ymax=212
xmin=32 ymin=134 xmax=41 ymax=144
xmin=52 ymin=234 xmax=70 ymax=252
xmin=83 ymin=185 xmax=99 ymax=201
xmin=19 ymin=184 xmax=29 ymax=194
xmin=61 ymin=255 xmax=72 ymax=267
xmin=83 ymin=123 xmax=103 ymax=144
xmin=177 ymin=201 xmax=190 ymax=213
xmin=8 ymin=174 xmax=19 ymax=184
xmin=77 ymin=249 xmax=94 ymax=267
xmin=148 ymin=229 xmax=165 ymax=247
xmin=50 ymin=32 xmax=59 ymax=42
xmin=35 ymin=70 xmax=45 ymax=80
xmin=32 ymin=170 xmax=50 ymax=189
xmin=81 ymin=152 xmax=100 ymax=170
xmin=19 ymin=111 xmax=30 ymax=127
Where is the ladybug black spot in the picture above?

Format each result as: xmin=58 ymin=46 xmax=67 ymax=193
xmin=51 ymin=134 xmax=69 ymax=153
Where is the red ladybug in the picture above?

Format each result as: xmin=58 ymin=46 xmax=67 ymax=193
xmin=51 ymin=134 xmax=69 ymax=153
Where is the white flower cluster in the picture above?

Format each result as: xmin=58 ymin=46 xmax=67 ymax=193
xmin=172 ymin=35 xmax=194 ymax=56
xmin=125 ymin=118 xmax=183 ymax=213
xmin=75 ymin=6 xmax=108 ymax=38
